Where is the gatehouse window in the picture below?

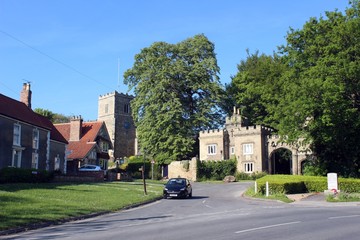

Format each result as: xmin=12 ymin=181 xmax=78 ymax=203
xmin=230 ymin=146 xmax=235 ymax=155
xmin=207 ymin=144 xmax=217 ymax=155
xmin=244 ymin=162 xmax=254 ymax=173
xmin=243 ymin=143 xmax=253 ymax=155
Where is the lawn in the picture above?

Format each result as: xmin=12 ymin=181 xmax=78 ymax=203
xmin=0 ymin=181 xmax=164 ymax=231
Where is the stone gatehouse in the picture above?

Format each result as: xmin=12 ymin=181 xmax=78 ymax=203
xmin=199 ymin=107 xmax=310 ymax=175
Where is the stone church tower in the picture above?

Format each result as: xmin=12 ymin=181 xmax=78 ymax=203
xmin=98 ymin=91 xmax=136 ymax=160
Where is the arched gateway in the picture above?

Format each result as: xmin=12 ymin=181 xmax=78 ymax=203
xmin=199 ymin=107 xmax=311 ymax=175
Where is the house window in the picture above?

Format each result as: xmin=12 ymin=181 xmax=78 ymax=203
xmin=243 ymin=143 xmax=253 ymax=155
xmin=124 ymin=104 xmax=129 ymax=113
xmin=244 ymin=162 xmax=254 ymax=173
xmin=13 ymin=124 xmax=21 ymax=146
xmin=100 ymin=141 xmax=109 ymax=153
xmin=33 ymin=129 xmax=39 ymax=149
xmin=32 ymin=153 xmax=39 ymax=169
xmin=207 ymin=144 xmax=217 ymax=155
xmin=89 ymin=150 xmax=97 ymax=160
xmin=54 ymin=155 xmax=60 ymax=170
xmin=12 ymin=149 xmax=22 ymax=167
xmin=230 ymin=146 xmax=235 ymax=155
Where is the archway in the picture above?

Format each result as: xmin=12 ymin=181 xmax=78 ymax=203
xmin=269 ymin=148 xmax=292 ymax=174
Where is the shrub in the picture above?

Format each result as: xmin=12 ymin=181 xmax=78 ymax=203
xmin=0 ymin=167 xmax=53 ymax=183
xmin=197 ymin=159 xmax=237 ymax=181
xmin=254 ymin=175 xmax=360 ymax=195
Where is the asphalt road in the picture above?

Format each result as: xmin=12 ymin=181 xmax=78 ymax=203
xmin=2 ymin=182 xmax=360 ymax=240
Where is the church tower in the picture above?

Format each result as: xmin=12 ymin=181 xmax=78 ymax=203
xmin=98 ymin=91 xmax=136 ymax=160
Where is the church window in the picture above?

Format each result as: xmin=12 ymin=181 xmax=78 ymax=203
xmin=124 ymin=104 xmax=129 ymax=113
xmin=105 ymin=104 xmax=108 ymax=114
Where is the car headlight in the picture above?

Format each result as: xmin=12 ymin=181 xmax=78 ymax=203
xmin=164 ymin=188 xmax=168 ymax=191
xmin=180 ymin=187 xmax=185 ymax=191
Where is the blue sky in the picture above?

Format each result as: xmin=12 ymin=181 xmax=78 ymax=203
xmin=0 ymin=0 xmax=350 ymax=121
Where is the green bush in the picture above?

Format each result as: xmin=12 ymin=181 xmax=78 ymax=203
xmin=255 ymin=175 xmax=360 ymax=195
xmin=197 ymin=159 xmax=237 ymax=181
xmin=125 ymin=156 xmax=163 ymax=179
xmin=0 ymin=167 xmax=53 ymax=183
xmin=338 ymin=178 xmax=360 ymax=192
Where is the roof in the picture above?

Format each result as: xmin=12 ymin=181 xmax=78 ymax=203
xmin=0 ymin=93 xmax=68 ymax=144
xmin=37 ymin=114 xmax=68 ymax=144
xmin=55 ymin=121 xmax=107 ymax=160
xmin=0 ymin=93 xmax=50 ymax=130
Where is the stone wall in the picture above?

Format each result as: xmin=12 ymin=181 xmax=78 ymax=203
xmin=168 ymin=158 xmax=197 ymax=181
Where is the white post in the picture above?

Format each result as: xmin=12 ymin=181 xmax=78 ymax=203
xmin=254 ymin=181 xmax=257 ymax=193
xmin=266 ymin=181 xmax=269 ymax=197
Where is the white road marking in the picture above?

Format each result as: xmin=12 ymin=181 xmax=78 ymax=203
xmin=329 ymin=215 xmax=360 ymax=220
xmin=235 ymin=221 xmax=301 ymax=234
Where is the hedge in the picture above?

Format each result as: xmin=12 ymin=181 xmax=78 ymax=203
xmin=255 ymin=175 xmax=360 ymax=195
xmin=0 ymin=167 xmax=53 ymax=183
xmin=197 ymin=159 xmax=237 ymax=181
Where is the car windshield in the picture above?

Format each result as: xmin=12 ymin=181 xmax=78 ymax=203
xmin=167 ymin=179 xmax=185 ymax=186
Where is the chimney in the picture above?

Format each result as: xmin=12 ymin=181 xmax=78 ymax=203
xmin=70 ymin=116 xmax=83 ymax=141
xmin=20 ymin=83 xmax=32 ymax=108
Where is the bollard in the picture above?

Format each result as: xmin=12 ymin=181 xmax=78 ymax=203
xmin=266 ymin=181 xmax=269 ymax=197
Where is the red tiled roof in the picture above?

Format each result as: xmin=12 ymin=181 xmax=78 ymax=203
xmin=54 ymin=121 xmax=105 ymax=160
xmin=0 ymin=93 xmax=50 ymax=130
xmin=0 ymin=93 xmax=67 ymax=144
xmin=37 ymin=114 xmax=68 ymax=144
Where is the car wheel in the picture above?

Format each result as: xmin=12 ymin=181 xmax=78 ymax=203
xmin=189 ymin=191 xmax=192 ymax=198
xmin=163 ymin=194 xmax=168 ymax=199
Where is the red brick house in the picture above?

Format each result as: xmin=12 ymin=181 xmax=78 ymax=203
xmin=54 ymin=117 xmax=112 ymax=174
xmin=0 ymin=83 xmax=68 ymax=172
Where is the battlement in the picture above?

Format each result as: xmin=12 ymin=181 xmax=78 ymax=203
xmin=199 ymin=128 xmax=225 ymax=136
xmin=99 ymin=91 xmax=134 ymax=100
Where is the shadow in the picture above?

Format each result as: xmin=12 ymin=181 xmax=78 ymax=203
xmin=164 ymin=196 xmax=208 ymax=200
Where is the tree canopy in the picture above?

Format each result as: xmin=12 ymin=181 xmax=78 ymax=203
xmin=34 ymin=108 xmax=70 ymax=124
xmin=124 ymin=34 xmax=225 ymax=164
xmin=228 ymin=1 xmax=360 ymax=177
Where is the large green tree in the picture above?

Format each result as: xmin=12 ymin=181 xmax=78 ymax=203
xmin=226 ymin=50 xmax=286 ymax=127
xmin=228 ymin=1 xmax=360 ymax=177
xmin=124 ymin=34 xmax=225 ymax=164
xmin=277 ymin=2 xmax=360 ymax=177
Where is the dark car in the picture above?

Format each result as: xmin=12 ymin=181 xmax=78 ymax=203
xmin=163 ymin=178 xmax=192 ymax=199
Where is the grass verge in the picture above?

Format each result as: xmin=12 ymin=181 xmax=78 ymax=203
xmin=244 ymin=186 xmax=293 ymax=203
xmin=326 ymin=192 xmax=360 ymax=202
xmin=0 ymin=181 xmax=163 ymax=231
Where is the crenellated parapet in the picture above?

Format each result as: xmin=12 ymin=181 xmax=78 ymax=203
xmin=199 ymin=128 xmax=226 ymax=138
xmin=99 ymin=91 xmax=134 ymax=100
